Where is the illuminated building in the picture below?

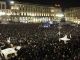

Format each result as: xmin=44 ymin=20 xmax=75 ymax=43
xmin=0 ymin=1 xmax=62 ymax=23
xmin=64 ymin=7 xmax=80 ymax=24
xmin=0 ymin=1 xmax=6 ymax=9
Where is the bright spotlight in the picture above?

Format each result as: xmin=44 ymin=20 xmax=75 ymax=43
xmin=0 ymin=11 xmax=5 ymax=16
xmin=56 ymin=13 xmax=64 ymax=18
xmin=10 ymin=1 xmax=14 ymax=5
xmin=7 ymin=13 xmax=11 ymax=16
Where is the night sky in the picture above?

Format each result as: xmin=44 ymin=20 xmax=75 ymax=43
xmin=5 ymin=0 xmax=80 ymax=8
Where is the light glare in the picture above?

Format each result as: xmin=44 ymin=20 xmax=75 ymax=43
xmin=10 ymin=1 xmax=14 ymax=5
xmin=56 ymin=13 xmax=64 ymax=17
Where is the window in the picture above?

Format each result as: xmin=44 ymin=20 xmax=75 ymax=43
xmin=0 ymin=4 xmax=1 ymax=9
xmin=2 ymin=4 xmax=5 ymax=9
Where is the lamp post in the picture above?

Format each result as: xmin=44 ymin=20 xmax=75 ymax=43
xmin=55 ymin=13 xmax=64 ymax=40
xmin=9 ymin=1 xmax=15 ymax=22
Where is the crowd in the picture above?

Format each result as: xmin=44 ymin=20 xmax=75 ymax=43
xmin=0 ymin=23 xmax=80 ymax=60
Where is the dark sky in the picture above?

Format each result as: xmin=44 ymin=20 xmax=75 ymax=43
xmin=6 ymin=0 xmax=80 ymax=8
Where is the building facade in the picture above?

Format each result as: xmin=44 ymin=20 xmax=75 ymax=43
xmin=64 ymin=7 xmax=80 ymax=24
xmin=0 ymin=1 xmax=62 ymax=23
xmin=0 ymin=1 xmax=6 ymax=23
xmin=0 ymin=1 xmax=6 ymax=9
